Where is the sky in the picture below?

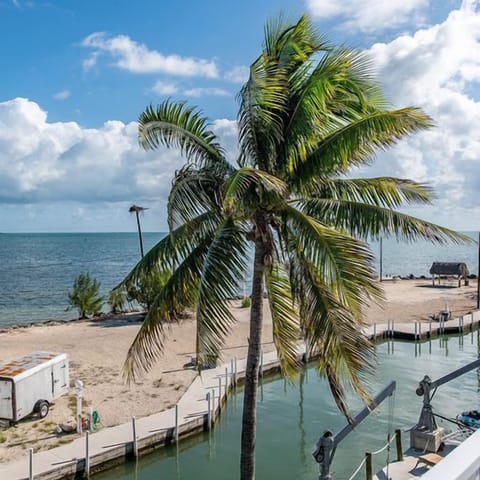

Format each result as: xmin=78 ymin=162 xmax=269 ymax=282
xmin=0 ymin=0 xmax=479 ymax=233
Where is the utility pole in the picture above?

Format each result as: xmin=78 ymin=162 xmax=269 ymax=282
xmin=129 ymin=204 xmax=148 ymax=258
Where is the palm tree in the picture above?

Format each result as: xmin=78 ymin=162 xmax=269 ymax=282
xmin=118 ymin=15 xmax=467 ymax=479
xmin=129 ymin=204 xmax=148 ymax=258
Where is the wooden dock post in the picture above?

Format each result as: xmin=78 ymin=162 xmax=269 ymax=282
xmin=395 ymin=429 xmax=403 ymax=462
xmin=132 ymin=417 xmax=138 ymax=458
xmin=28 ymin=448 xmax=33 ymax=480
xmin=175 ymin=405 xmax=179 ymax=444
xmin=365 ymin=452 xmax=373 ymax=480
xmin=85 ymin=431 xmax=90 ymax=476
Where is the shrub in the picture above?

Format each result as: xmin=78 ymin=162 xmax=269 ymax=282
xmin=108 ymin=287 xmax=127 ymax=314
xmin=241 ymin=296 xmax=251 ymax=308
xmin=126 ymin=269 xmax=171 ymax=310
xmin=67 ymin=273 xmax=104 ymax=319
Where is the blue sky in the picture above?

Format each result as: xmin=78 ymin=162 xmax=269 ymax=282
xmin=1 ymin=0 xmax=479 ymax=232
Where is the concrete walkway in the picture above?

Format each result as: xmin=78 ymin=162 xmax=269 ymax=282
xmin=1 ymin=310 xmax=479 ymax=479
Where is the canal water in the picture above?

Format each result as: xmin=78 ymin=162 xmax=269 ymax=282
xmin=94 ymin=334 xmax=480 ymax=480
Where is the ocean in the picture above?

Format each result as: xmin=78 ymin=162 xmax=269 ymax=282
xmin=0 ymin=231 xmax=478 ymax=328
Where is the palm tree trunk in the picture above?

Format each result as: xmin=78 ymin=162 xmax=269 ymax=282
xmin=240 ymin=239 xmax=265 ymax=480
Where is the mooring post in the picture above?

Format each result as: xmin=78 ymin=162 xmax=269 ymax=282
xmin=218 ymin=376 xmax=222 ymax=410
xmin=373 ymin=322 xmax=377 ymax=339
xmin=175 ymin=405 xmax=179 ymax=444
xmin=233 ymin=357 xmax=238 ymax=386
xmin=28 ymin=448 xmax=33 ymax=480
xmin=365 ymin=452 xmax=373 ymax=480
xmin=206 ymin=392 xmax=212 ymax=430
xmin=429 ymin=319 xmax=432 ymax=337
xmin=391 ymin=319 xmax=395 ymax=338
xmin=230 ymin=358 xmax=234 ymax=384
xmin=414 ymin=322 xmax=418 ymax=340
xmin=132 ymin=416 xmax=138 ymax=458
xmin=225 ymin=367 xmax=229 ymax=398
xmin=85 ymin=431 xmax=90 ymax=477
xmin=211 ymin=388 xmax=216 ymax=423
xmin=395 ymin=429 xmax=403 ymax=462
xmin=260 ymin=349 xmax=264 ymax=377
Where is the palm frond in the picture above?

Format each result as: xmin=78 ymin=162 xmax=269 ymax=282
xmin=196 ymin=219 xmax=248 ymax=365
xmin=168 ymin=164 xmax=229 ymax=229
xmin=123 ymin=238 xmax=211 ymax=382
xmin=284 ymin=205 xmax=382 ymax=315
xmin=138 ymin=100 xmax=227 ymax=169
xmin=116 ymin=210 xmax=221 ymax=291
xmin=289 ymin=256 xmax=374 ymax=418
xmin=299 ymin=198 xmax=472 ymax=243
xmin=265 ymin=263 xmax=299 ymax=378
xmin=302 ymin=177 xmax=434 ymax=207
xmin=223 ymin=167 xmax=288 ymax=214
xmin=290 ymin=108 xmax=433 ymax=187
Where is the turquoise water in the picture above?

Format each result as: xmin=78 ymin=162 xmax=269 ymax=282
xmin=0 ymin=232 xmax=478 ymax=327
xmin=94 ymin=334 xmax=480 ymax=480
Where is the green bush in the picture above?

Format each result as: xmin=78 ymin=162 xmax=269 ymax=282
xmin=126 ymin=269 xmax=171 ymax=310
xmin=241 ymin=296 xmax=251 ymax=308
xmin=67 ymin=273 xmax=104 ymax=319
xmin=108 ymin=287 xmax=127 ymax=314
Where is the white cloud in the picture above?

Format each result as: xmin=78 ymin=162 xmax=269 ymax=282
xmin=81 ymin=32 xmax=218 ymax=78
xmin=225 ymin=65 xmax=249 ymax=83
xmin=150 ymin=83 xmax=230 ymax=98
xmin=151 ymin=81 xmax=178 ymax=95
xmin=183 ymin=87 xmax=230 ymax=97
xmin=53 ymin=89 xmax=71 ymax=100
xmin=0 ymin=99 xmax=239 ymax=231
xmin=306 ymin=0 xmax=429 ymax=32
xmin=360 ymin=2 xmax=480 ymax=228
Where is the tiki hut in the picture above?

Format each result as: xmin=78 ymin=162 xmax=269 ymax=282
xmin=429 ymin=262 xmax=469 ymax=287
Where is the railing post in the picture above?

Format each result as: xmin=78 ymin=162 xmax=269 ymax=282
xmin=206 ymin=392 xmax=212 ymax=430
xmin=132 ymin=416 xmax=138 ymax=458
xmin=225 ymin=367 xmax=229 ymax=398
xmin=85 ymin=431 xmax=90 ymax=477
xmin=373 ymin=322 xmax=376 ymax=339
xmin=234 ymin=357 xmax=238 ymax=385
xmin=260 ymin=349 xmax=264 ymax=377
xmin=175 ymin=404 xmax=179 ymax=444
xmin=211 ymin=388 xmax=216 ymax=424
xmin=391 ymin=319 xmax=395 ymax=338
xmin=365 ymin=452 xmax=373 ymax=480
xmin=395 ymin=429 xmax=403 ymax=462
xmin=218 ymin=377 xmax=222 ymax=409
xmin=28 ymin=448 xmax=33 ymax=480
xmin=419 ymin=321 xmax=422 ymax=338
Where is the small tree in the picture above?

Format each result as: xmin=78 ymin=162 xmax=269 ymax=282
xmin=68 ymin=273 xmax=104 ymax=319
xmin=126 ymin=268 xmax=172 ymax=311
xmin=109 ymin=287 xmax=127 ymax=314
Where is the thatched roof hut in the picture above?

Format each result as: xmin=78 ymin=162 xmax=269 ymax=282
xmin=429 ymin=262 xmax=469 ymax=287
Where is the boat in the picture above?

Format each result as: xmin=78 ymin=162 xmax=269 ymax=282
xmin=456 ymin=410 xmax=480 ymax=429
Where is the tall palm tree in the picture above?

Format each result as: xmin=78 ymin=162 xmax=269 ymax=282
xmin=118 ymin=16 xmax=467 ymax=479
xmin=129 ymin=204 xmax=148 ymax=258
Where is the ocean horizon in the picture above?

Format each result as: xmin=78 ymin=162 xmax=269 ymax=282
xmin=0 ymin=231 xmax=478 ymax=328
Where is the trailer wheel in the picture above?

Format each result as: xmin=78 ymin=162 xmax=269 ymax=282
xmin=35 ymin=400 xmax=49 ymax=419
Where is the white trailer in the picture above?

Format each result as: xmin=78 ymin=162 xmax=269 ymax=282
xmin=0 ymin=352 xmax=69 ymax=422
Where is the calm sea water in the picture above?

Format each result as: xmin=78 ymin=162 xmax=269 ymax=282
xmin=94 ymin=334 xmax=480 ymax=480
xmin=0 ymin=231 xmax=478 ymax=327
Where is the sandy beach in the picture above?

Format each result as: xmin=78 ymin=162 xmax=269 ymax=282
xmin=0 ymin=278 xmax=478 ymax=463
